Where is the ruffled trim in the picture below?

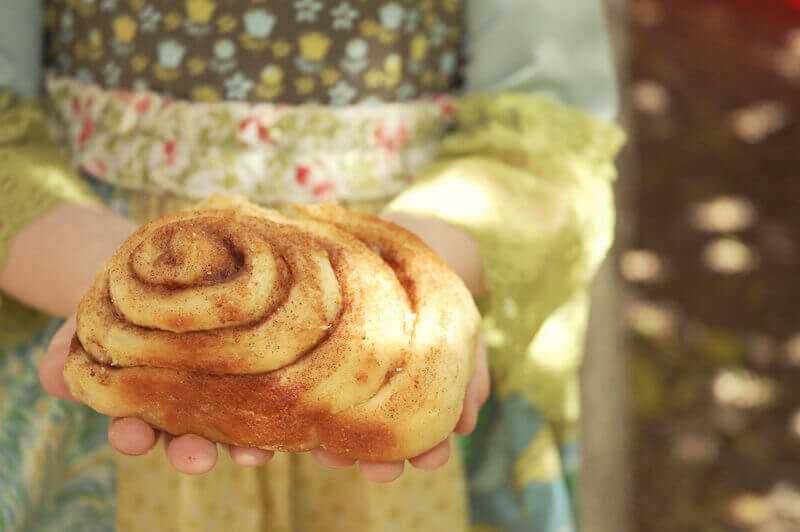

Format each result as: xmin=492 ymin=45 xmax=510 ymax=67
xmin=439 ymin=93 xmax=625 ymax=187
xmin=47 ymin=76 xmax=458 ymax=204
xmin=0 ymin=92 xmax=51 ymax=145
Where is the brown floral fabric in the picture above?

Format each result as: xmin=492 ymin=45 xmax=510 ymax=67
xmin=44 ymin=0 xmax=463 ymax=105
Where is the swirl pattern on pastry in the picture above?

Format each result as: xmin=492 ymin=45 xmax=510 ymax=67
xmin=64 ymin=195 xmax=480 ymax=460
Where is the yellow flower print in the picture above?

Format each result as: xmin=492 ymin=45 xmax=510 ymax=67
xmin=383 ymin=54 xmax=403 ymax=88
xmin=74 ymin=43 xmax=88 ymax=60
xmin=256 ymin=65 xmax=284 ymax=99
xmin=188 ymin=57 xmax=207 ymax=75
xmin=421 ymin=69 xmax=436 ymax=87
xmin=185 ymin=0 xmax=216 ymax=24
xmin=260 ymin=64 xmax=284 ymax=84
xmin=88 ymin=28 xmax=103 ymax=48
xmin=45 ymin=5 xmax=57 ymax=29
xmin=128 ymin=0 xmax=146 ymax=11
xmin=295 ymin=76 xmax=316 ymax=95
xmin=36 ymin=396 xmax=53 ymax=417
xmin=360 ymin=19 xmax=397 ymax=44
xmin=271 ymin=40 xmax=291 ymax=58
xmin=191 ymin=85 xmax=222 ymax=101
xmin=384 ymin=54 xmax=402 ymax=75
xmin=164 ymin=12 xmax=183 ymax=31
xmin=448 ymin=25 xmax=460 ymax=42
xmin=87 ymin=29 xmax=104 ymax=61
xmin=298 ymin=32 xmax=331 ymax=62
xmin=217 ymin=14 xmax=238 ymax=34
xmin=320 ymin=67 xmax=340 ymax=87
xmin=513 ymin=429 xmax=561 ymax=486
xmin=132 ymin=54 xmax=149 ymax=72
xmin=472 ymin=524 xmax=504 ymax=532
xmin=361 ymin=19 xmax=380 ymax=37
xmin=410 ymin=35 xmax=428 ymax=61
xmin=364 ymin=69 xmax=384 ymax=89
xmin=443 ymin=0 xmax=460 ymax=13
xmin=71 ymin=0 xmax=98 ymax=16
xmin=112 ymin=16 xmax=138 ymax=44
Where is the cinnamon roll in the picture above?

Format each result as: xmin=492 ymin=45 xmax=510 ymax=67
xmin=64 ymin=195 xmax=480 ymax=460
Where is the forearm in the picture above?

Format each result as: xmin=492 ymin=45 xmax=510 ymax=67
xmin=0 ymin=203 xmax=138 ymax=317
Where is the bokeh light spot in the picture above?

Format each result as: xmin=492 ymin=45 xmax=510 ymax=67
xmin=688 ymin=195 xmax=756 ymax=233
xmin=633 ymin=80 xmax=670 ymax=114
xmin=702 ymin=237 xmax=757 ymax=274
xmin=620 ymin=249 xmax=664 ymax=282
xmin=712 ymin=370 xmax=776 ymax=408
xmin=729 ymin=493 xmax=770 ymax=526
xmin=730 ymin=101 xmax=788 ymax=143
xmin=626 ymin=299 xmax=676 ymax=338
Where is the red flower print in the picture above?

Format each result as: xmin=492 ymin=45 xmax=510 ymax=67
xmin=434 ymin=95 xmax=457 ymax=116
xmin=312 ymin=182 xmax=335 ymax=197
xmin=296 ymin=166 xmax=310 ymax=185
xmin=238 ymin=118 xmax=253 ymax=132
xmin=375 ymin=124 xmax=408 ymax=152
xmin=78 ymin=118 xmax=94 ymax=145
xmin=396 ymin=125 xmax=408 ymax=146
xmin=258 ymin=124 xmax=277 ymax=144
xmin=164 ymin=141 xmax=177 ymax=166
xmin=113 ymin=89 xmax=132 ymax=101
xmin=134 ymin=97 xmax=151 ymax=113
xmin=71 ymin=97 xmax=81 ymax=114
xmin=82 ymin=158 xmax=107 ymax=176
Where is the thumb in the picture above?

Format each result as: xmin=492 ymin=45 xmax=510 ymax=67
xmin=38 ymin=316 xmax=78 ymax=401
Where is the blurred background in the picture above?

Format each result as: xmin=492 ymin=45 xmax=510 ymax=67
xmin=582 ymin=1 xmax=800 ymax=531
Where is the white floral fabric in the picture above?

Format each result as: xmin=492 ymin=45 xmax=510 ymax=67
xmin=47 ymin=76 xmax=457 ymax=204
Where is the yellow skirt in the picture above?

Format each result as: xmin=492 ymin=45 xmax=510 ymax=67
xmin=116 ymin=447 xmax=469 ymax=532
xmin=106 ymin=190 xmax=469 ymax=532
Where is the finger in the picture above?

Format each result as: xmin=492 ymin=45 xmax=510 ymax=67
xmin=358 ymin=460 xmax=404 ymax=483
xmin=454 ymin=339 xmax=490 ymax=435
xmin=310 ymin=448 xmax=356 ymax=469
xmin=165 ymin=434 xmax=218 ymax=475
xmin=228 ymin=446 xmax=274 ymax=467
xmin=108 ymin=417 xmax=159 ymax=456
xmin=409 ymin=439 xmax=451 ymax=470
xmin=454 ymin=401 xmax=478 ymax=435
xmin=39 ymin=317 xmax=77 ymax=401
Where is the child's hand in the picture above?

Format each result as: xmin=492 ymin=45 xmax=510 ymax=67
xmin=309 ymin=335 xmax=489 ymax=482
xmin=34 ymin=206 xmax=488 ymax=481
xmin=40 ymin=320 xmax=489 ymax=480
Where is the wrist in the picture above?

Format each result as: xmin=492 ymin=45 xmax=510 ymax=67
xmin=0 ymin=202 xmax=138 ymax=317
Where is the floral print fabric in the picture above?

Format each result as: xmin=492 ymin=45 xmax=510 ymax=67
xmin=47 ymin=76 xmax=457 ymax=204
xmin=44 ymin=0 xmax=463 ymax=104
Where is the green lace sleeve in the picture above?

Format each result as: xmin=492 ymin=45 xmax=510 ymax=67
xmin=0 ymin=92 xmax=100 ymax=273
xmin=384 ymin=93 xmax=625 ymax=423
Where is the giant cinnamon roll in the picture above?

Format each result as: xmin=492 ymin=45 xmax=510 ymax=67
xmin=64 ymin=195 xmax=480 ymax=460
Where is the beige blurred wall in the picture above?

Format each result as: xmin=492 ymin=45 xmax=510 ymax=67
xmin=579 ymin=1 xmax=635 ymax=531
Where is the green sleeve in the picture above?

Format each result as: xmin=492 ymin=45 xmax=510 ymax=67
xmin=0 ymin=92 xmax=100 ymax=275
xmin=384 ymin=93 xmax=625 ymax=422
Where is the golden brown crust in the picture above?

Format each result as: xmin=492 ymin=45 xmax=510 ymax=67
xmin=64 ymin=195 xmax=480 ymax=460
